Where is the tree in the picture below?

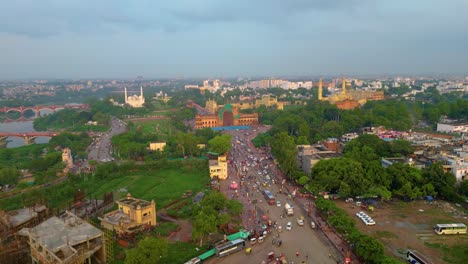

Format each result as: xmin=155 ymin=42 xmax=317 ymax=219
xmin=355 ymin=235 xmax=385 ymax=263
xmin=0 ymin=167 xmax=21 ymax=185
xmin=270 ymin=132 xmax=298 ymax=179
xmin=192 ymin=210 xmax=218 ymax=247
xmin=208 ymin=134 xmax=232 ymax=154
xmin=459 ymin=180 xmax=468 ymax=197
xmin=125 ymin=237 xmax=168 ymax=264
xmin=423 ymin=163 xmax=458 ymax=201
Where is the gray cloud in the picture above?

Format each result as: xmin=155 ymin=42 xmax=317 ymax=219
xmin=0 ymin=0 xmax=371 ymax=37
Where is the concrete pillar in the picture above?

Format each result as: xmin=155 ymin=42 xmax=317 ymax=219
xmin=0 ymin=137 xmax=8 ymax=148
xmin=23 ymin=136 xmax=36 ymax=145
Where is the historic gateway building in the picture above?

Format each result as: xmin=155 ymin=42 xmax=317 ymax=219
xmin=195 ymin=103 xmax=258 ymax=129
xmin=318 ymin=78 xmax=384 ymax=110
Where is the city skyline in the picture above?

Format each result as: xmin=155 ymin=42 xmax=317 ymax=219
xmin=0 ymin=0 xmax=467 ymax=79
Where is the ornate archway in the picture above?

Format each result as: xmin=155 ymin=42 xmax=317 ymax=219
xmin=222 ymin=111 xmax=234 ymax=126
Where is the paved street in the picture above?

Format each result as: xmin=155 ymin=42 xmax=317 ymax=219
xmin=207 ymin=126 xmax=347 ymax=264
xmin=87 ymin=117 xmax=126 ymax=163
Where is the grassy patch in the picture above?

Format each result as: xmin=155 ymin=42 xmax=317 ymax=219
xmin=161 ymin=241 xmax=208 ymax=264
xmin=0 ymin=163 xmax=209 ymax=212
xmin=166 ymin=198 xmax=194 ymax=219
xmin=154 ymin=221 xmax=180 ymax=237
xmin=425 ymin=242 xmax=467 ymax=264
xmin=134 ymin=120 xmax=176 ymax=138
xmin=375 ymin=230 xmax=398 ymax=239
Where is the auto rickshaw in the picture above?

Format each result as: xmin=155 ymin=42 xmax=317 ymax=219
xmin=245 ymin=247 xmax=252 ymax=255
xmin=267 ymin=252 xmax=275 ymax=262
xmin=250 ymin=237 xmax=257 ymax=245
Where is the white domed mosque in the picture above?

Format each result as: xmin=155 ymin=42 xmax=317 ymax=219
xmin=124 ymin=86 xmax=145 ymax=108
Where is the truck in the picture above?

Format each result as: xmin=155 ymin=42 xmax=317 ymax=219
xmin=284 ymin=203 xmax=294 ymax=216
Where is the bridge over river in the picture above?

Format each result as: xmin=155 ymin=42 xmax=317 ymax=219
xmin=0 ymin=104 xmax=89 ymax=122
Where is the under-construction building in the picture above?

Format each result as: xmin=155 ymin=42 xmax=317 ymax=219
xmin=20 ymin=211 xmax=106 ymax=264
xmin=0 ymin=205 xmax=49 ymax=264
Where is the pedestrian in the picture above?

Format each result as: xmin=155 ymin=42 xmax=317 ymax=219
xmin=296 ymin=251 xmax=300 ymax=257
xmin=328 ymin=252 xmax=332 ymax=258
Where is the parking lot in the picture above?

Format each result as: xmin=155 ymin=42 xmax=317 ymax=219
xmin=335 ymin=199 xmax=468 ymax=263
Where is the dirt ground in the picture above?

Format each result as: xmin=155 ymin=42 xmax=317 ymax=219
xmin=335 ymin=199 xmax=468 ymax=263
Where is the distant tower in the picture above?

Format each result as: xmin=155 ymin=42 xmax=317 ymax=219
xmin=124 ymin=87 xmax=128 ymax=104
xmin=318 ymin=79 xmax=323 ymax=100
xmin=341 ymin=78 xmax=347 ymax=94
xmin=140 ymin=86 xmax=143 ymax=99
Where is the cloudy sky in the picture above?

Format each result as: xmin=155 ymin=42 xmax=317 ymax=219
xmin=0 ymin=0 xmax=467 ymax=79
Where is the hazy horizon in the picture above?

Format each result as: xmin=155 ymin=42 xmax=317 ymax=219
xmin=1 ymin=0 xmax=467 ymax=79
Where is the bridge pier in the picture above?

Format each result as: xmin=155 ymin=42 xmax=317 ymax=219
xmin=23 ymin=136 xmax=37 ymax=145
xmin=0 ymin=137 xmax=8 ymax=148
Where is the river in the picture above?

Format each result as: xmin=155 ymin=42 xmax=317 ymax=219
xmin=0 ymin=121 xmax=50 ymax=148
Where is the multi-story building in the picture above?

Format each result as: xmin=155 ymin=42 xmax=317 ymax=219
xmin=23 ymin=211 xmax=106 ymax=264
xmin=437 ymin=122 xmax=468 ymax=134
xmin=318 ymin=78 xmax=384 ymax=110
xmin=195 ymin=103 xmax=258 ymax=129
xmin=149 ymin=142 xmax=166 ymax=152
xmin=296 ymin=145 xmax=342 ymax=175
xmin=100 ymin=193 xmax=156 ymax=234
xmin=209 ymin=155 xmax=228 ymax=180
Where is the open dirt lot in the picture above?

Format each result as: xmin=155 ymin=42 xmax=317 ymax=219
xmin=335 ymin=199 xmax=468 ymax=263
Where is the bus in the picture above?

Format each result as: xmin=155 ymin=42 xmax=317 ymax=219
xmin=406 ymin=250 xmax=432 ymax=264
xmin=433 ymin=223 xmax=467 ymax=235
xmin=263 ymin=190 xmax=275 ymax=205
xmin=215 ymin=238 xmax=246 ymax=257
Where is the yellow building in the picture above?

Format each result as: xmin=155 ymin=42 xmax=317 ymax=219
xmin=255 ymin=94 xmax=285 ymax=110
xmin=318 ymin=78 xmax=384 ymax=109
xmin=209 ymin=155 xmax=228 ymax=180
xmin=232 ymin=95 xmax=285 ymax=110
xmin=149 ymin=142 xmax=167 ymax=152
xmin=205 ymin=99 xmax=218 ymax=114
xmin=100 ymin=193 xmax=156 ymax=234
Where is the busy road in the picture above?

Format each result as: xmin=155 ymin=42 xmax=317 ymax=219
xmin=87 ymin=117 xmax=126 ymax=163
xmin=207 ymin=126 xmax=342 ymax=264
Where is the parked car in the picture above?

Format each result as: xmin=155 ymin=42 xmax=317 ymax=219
xmin=286 ymin=222 xmax=292 ymax=231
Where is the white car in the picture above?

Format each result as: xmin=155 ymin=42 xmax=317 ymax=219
xmin=356 ymin=211 xmax=366 ymax=217
xmin=363 ymin=219 xmax=376 ymax=226
xmin=286 ymin=222 xmax=292 ymax=231
xmin=276 ymin=201 xmax=281 ymax=207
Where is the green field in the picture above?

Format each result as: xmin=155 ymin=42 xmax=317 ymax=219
xmin=133 ymin=120 xmax=177 ymax=138
xmin=0 ymin=160 xmax=210 ymax=211
xmin=86 ymin=168 xmax=209 ymax=207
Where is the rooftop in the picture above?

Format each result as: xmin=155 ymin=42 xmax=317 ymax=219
xmin=117 ymin=193 xmax=153 ymax=208
xmin=0 ymin=205 xmax=47 ymax=228
xmin=24 ymin=211 xmax=102 ymax=252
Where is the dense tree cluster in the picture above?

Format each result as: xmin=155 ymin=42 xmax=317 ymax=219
xmin=208 ymin=134 xmax=232 ymax=154
xmin=48 ymin=132 xmax=93 ymax=159
xmin=0 ymin=167 xmax=21 ymax=186
xmin=191 ymin=191 xmax=243 ymax=247
xmin=125 ymin=237 xmax=168 ymax=264
xmin=309 ymin=134 xmax=462 ymax=202
xmin=33 ymin=108 xmax=109 ymax=132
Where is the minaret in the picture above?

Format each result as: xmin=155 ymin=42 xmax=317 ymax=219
xmin=140 ymin=86 xmax=143 ymax=99
xmin=341 ymin=78 xmax=347 ymax=94
xmin=124 ymin=87 xmax=128 ymax=103
xmin=318 ymin=79 xmax=323 ymax=100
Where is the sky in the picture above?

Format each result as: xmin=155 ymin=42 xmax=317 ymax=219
xmin=0 ymin=0 xmax=467 ymax=79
